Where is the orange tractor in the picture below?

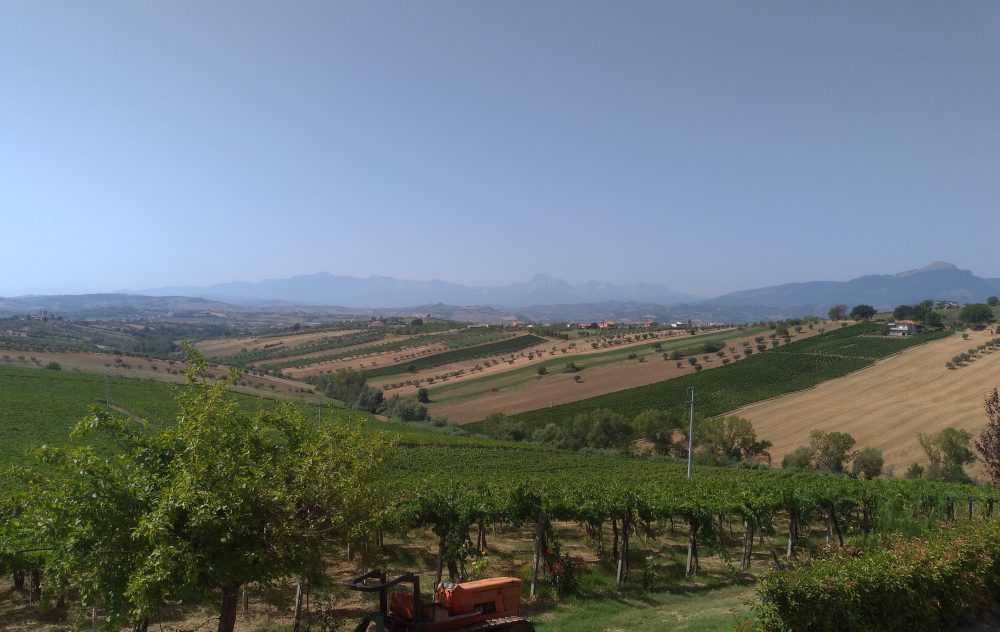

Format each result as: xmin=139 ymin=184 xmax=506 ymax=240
xmin=348 ymin=570 xmax=535 ymax=632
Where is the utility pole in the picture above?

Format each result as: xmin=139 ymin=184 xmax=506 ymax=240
xmin=686 ymin=387 xmax=696 ymax=479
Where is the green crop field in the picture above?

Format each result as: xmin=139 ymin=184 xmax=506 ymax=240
xmin=468 ymin=323 xmax=951 ymax=435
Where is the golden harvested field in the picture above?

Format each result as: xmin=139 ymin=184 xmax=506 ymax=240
xmin=735 ymin=328 xmax=1000 ymax=474
xmin=429 ymin=328 xmax=821 ymax=423
xmin=0 ymin=350 xmax=321 ymax=402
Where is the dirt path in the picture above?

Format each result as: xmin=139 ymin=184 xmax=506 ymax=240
xmin=734 ymin=329 xmax=999 ymax=474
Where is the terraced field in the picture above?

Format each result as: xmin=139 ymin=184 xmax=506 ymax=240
xmin=427 ymin=326 xmax=776 ymax=422
xmin=470 ymin=323 xmax=950 ymax=436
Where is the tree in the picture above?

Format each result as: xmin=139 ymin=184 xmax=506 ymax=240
xmin=533 ymin=422 xmax=568 ymax=449
xmin=633 ymin=409 xmax=682 ymax=456
xmin=697 ymin=416 xmax=772 ymax=465
xmin=809 ymin=430 xmax=856 ymax=473
xmin=828 ymin=305 xmax=847 ymax=320
xmin=781 ymin=446 xmax=814 ymax=469
xmin=30 ymin=349 xmax=391 ymax=632
xmin=851 ymin=447 xmax=884 ymax=479
xmin=960 ymin=303 xmax=994 ymax=326
xmin=918 ymin=427 xmax=975 ymax=483
xmin=417 ymin=387 xmax=430 ymax=403
xmin=975 ymin=388 xmax=1000 ymax=484
xmin=586 ymin=409 xmax=633 ymax=450
xmin=893 ymin=305 xmax=914 ymax=320
xmin=850 ymin=304 xmax=876 ymax=321
xmin=536 ymin=365 xmax=548 ymax=376
xmin=322 ymin=368 xmax=383 ymax=412
xmin=382 ymin=394 xmax=428 ymax=421
xmin=989 ymin=296 xmax=1000 ymax=307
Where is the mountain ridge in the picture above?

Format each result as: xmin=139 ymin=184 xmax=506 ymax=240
xmin=140 ymin=272 xmax=702 ymax=308
xmin=708 ymin=262 xmax=1000 ymax=308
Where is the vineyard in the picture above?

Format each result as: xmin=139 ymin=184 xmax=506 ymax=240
xmin=473 ymin=323 xmax=951 ymax=435
xmin=0 ymin=365 xmax=294 ymax=479
xmin=3 ymin=328 xmax=998 ymax=631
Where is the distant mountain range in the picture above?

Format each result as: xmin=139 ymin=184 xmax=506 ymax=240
xmin=706 ymin=262 xmax=1000 ymax=310
xmin=141 ymin=273 xmax=703 ymax=308
xmin=3 ymin=262 xmax=998 ymax=324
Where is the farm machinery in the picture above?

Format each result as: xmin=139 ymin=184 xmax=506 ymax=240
xmin=347 ymin=569 xmax=535 ymax=632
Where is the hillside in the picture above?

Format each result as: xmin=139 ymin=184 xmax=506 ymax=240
xmin=473 ymin=323 xmax=950 ymax=435
xmin=736 ymin=327 xmax=1000 ymax=473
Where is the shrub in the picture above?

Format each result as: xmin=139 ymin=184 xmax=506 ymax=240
xmin=755 ymin=522 xmax=1000 ymax=631
xmin=45 ymin=361 xmax=61 ymax=371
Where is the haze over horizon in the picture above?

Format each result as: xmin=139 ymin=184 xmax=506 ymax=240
xmin=4 ymin=2 xmax=999 ymax=297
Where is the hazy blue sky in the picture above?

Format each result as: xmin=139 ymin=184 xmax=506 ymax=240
xmin=3 ymin=1 xmax=999 ymax=297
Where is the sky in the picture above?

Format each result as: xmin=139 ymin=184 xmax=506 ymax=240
xmin=3 ymin=1 xmax=1000 ymax=297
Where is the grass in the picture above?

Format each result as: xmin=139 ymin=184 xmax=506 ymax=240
xmin=531 ymin=583 xmax=752 ymax=631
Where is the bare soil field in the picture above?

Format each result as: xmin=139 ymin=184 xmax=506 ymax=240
xmin=430 ymin=328 xmax=820 ymax=423
xmin=0 ymin=350 xmax=321 ymax=402
xmin=735 ymin=329 xmax=1000 ymax=474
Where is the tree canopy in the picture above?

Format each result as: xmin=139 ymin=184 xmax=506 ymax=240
xmin=960 ymin=303 xmax=994 ymax=325
xmin=976 ymin=388 xmax=1000 ymax=484
xmin=850 ymin=304 xmax=877 ymax=320
xmin=26 ymin=349 xmax=392 ymax=632
xmin=809 ymin=430 xmax=856 ymax=473
xmin=918 ymin=427 xmax=975 ymax=483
